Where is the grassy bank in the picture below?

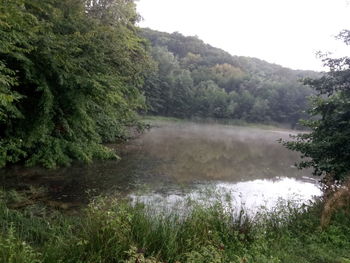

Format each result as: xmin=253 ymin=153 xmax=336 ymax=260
xmin=141 ymin=115 xmax=300 ymax=132
xmin=1 ymin=190 xmax=350 ymax=263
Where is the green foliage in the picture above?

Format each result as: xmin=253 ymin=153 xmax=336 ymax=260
xmin=185 ymin=245 xmax=224 ymax=263
xmin=124 ymin=246 xmax=161 ymax=263
xmin=1 ymin=192 xmax=350 ymax=263
xmin=141 ymin=28 xmax=317 ymax=126
xmin=282 ymin=30 xmax=350 ymax=180
xmin=0 ymin=227 xmax=42 ymax=263
xmin=0 ymin=0 xmax=36 ymax=123
xmin=0 ymin=0 xmax=151 ymax=168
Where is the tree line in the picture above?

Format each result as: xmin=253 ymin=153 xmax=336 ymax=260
xmin=140 ymin=28 xmax=319 ymax=126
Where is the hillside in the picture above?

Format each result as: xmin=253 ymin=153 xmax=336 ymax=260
xmin=140 ymin=28 xmax=320 ymax=127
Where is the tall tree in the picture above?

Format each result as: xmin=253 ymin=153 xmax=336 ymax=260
xmin=0 ymin=0 xmax=151 ymax=168
xmin=282 ymin=30 xmax=350 ymax=181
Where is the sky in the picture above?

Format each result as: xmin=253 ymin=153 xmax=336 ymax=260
xmin=136 ymin=0 xmax=350 ymax=71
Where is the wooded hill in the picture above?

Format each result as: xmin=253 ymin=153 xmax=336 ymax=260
xmin=140 ymin=28 xmax=320 ymax=126
xmin=0 ymin=0 xmax=321 ymax=169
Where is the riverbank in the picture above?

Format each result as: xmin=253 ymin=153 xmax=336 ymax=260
xmin=142 ymin=115 xmax=303 ymax=132
xmin=1 ymin=190 xmax=350 ymax=263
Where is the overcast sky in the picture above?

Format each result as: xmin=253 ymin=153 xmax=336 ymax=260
xmin=136 ymin=0 xmax=350 ymax=71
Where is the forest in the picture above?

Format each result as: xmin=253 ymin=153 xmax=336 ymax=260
xmin=0 ymin=0 xmax=321 ymax=168
xmin=1 ymin=0 xmax=350 ymax=262
xmin=141 ymin=28 xmax=319 ymax=125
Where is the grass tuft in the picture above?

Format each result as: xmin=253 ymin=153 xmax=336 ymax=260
xmin=0 ymin=190 xmax=349 ymax=263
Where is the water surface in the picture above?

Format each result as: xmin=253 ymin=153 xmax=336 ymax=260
xmin=126 ymin=121 xmax=321 ymax=213
xmin=1 ymin=120 xmax=322 ymax=212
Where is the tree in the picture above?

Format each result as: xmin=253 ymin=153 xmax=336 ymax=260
xmin=141 ymin=28 xmax=316 ymax=126
xmin=193 ymin=80 xmax=225 ymax=117
xmin=0 ymin=0 xmax=37 ymax=124
xmin=282 ymin=30 xmax=350 ymax=181
xmin=0 ymin=0 xmax=151 ymax=168
xmin=167 ymin=69 xmax=194 ymax=117
xmin=209 ymin=63 xmax=245 ymax=92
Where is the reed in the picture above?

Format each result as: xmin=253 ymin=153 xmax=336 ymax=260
xmin=0 ymin=190 xmax=349 ymax=263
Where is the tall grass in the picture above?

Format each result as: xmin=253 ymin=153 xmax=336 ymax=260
xmin=142 ymin=115 xmax=295 ymax=131
xmin=0 ymin=191 xmax=349 ymax=263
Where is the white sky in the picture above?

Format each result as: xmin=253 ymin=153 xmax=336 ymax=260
xmin=136 ymin=0 xmax=350 ymax=71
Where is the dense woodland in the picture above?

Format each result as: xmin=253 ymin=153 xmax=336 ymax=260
xmin=0 ymin=0 xmax=349 ymax=183
xmin=140 ymin=28 xmax=319 ymax=125
xmin=0 ymin=0 xmax=152 ymax=168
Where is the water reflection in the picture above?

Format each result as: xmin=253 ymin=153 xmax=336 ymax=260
xmin=0 ymin=120 xmax=322 ymax=210
xmin=124 ymin=121 xmax=314 ymax=182
xmin=129 ymin=177 xmax=322 ymax=216
xmin=126 ymin=121 xmax=322 ymax=213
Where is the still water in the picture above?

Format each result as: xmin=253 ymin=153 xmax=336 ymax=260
xmin=125 ymin=120 xmax=322 ymax=214
xmin=1 ymin=120 xmax=322 ymax=212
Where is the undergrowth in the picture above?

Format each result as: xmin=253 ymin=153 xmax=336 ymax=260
xmin=0 ymin=190 xmax=349 ymax=263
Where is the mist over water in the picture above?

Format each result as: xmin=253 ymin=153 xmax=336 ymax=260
xmin=0 ymin=120 xmax=322 ymax=211
xmin=130 ymin=121 xmax=307 ymax=182
xmin=126 ymin=120 xmax=322 ymax=213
